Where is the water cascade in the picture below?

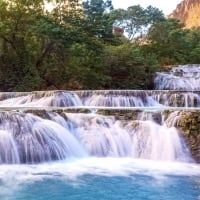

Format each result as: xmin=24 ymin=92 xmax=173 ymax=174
xmin=0 ymin=65 xmax=199 ymax=164
xmin=155 ymin=64 xmax=200 ymax=90
xmin=0 ymin=112 xmax=87 ymax=164
xmin=0 ymin=111 xmax=192 ymax=164
xmin=0 ymin=65 xmax=200 ymax=200
xmin=0 ymin=89 xmax=200 ymax=108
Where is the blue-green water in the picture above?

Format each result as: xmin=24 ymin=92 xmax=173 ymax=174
xmin=0 ymin=158 xmax=200 ymax=200
xmin=10 ymin=175 xmax=200 ymax=200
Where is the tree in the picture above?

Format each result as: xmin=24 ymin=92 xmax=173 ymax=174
xmin=103 ymin=43 xmax=159 ymax=89
xmin=186 ymin=27 xmax=200 ymax=63
xmin=1 ymin=0 xmax=187 ymax=91
xmin=0 ymin=0 xmax=45 ymax=91
xmin=83 ymin=0 xmax=115 ymax=43
xmin=0 ymin=0 xmax=86 ymax=90
xmin=112 ymin=5 xmax=164 ymax=41
xmin=147 ymin=18 xmax=190 ymax=65
xmin=68 ymin=42 xmax=110 ymax=89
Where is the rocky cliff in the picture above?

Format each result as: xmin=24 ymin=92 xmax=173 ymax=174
xmin=169 ymin=0 xmax=200 ymax=28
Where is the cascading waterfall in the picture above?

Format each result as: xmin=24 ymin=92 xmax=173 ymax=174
xmin=0 ymin=89 xmax=200 ymax=108
xmin=124 ymin=120 xmax=190 ymax=162
xmin=0 ymin=110 xmax=192 ymax=164
xmin=0 ymin=130 xmax=20 ymax=164
xmin=154 ymin=64 xmax=200 ymax=90
xmin=0 ymin=65 xmax=200 ymax=200
xmin=0 ymin=112 xmax=87 ymax=164
xmin=0 ymin=91 xmax=82 ymax=107
xmin=0 ymin=64 xmax=199 ymax=164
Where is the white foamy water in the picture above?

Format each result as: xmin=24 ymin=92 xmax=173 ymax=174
xmin=0 ymin=158 xmax=199 ymax=200
xmin=0 ymin=89 xmax=199 ymax=108
xmin=0 ymin=158 xmax=199 ymax=185
xmin=155 ymin=64 xmax=200 ymax=90
xmin=0 ymin=112 xmax=88 ymax=164
xmin=0 ymin=91 xmax=82 ymax=107
xmin=0 ymin=111 xmax=192 ymax=164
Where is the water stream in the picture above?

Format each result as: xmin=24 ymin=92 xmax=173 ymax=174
xmin=0 ymin=64 xmax=200 ymax=199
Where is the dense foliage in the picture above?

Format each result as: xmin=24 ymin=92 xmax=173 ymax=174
xmin=0 ymin=0 xmax=199 ymax=91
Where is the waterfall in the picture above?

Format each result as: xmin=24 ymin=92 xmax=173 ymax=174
xmin=0 ymin=91 xmax=82 ymax=107
xmin=64 ymin=113 xmax=191 ymax=162
xmin=0 ymin=64 xmax=199 ymax=164
xmin=154 ymin=64 xmax=200 ymax=90
xmin=0 ymin=89 xmax=199 ymax=108
xmin=124 ymin=120 xmax=190 ymax=162
xmin=0 ymin=110 xmax=192 ymax=164
xmin=0 ymin=112 xmax=87 ymax=164
xmin=0 ymin=130 xmax=20 ymax=164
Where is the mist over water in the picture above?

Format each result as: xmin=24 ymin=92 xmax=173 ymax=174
xmin=0 ymin=158 xmax=200 ymax=200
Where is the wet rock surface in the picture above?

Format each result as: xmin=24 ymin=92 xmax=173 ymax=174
xmin=175 ymin=111 xmax=200 ymax=163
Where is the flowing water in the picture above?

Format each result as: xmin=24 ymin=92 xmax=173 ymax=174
xmin=0 ymin=158 xmax=200 ymax=200
xmin=0 ymin=65 xmax=200 ymax=199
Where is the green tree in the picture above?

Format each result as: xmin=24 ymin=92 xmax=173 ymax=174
xmin=112 ymin=5 xmax=164 ymax=41
xmin=103 ymin=43 xmax=159 ymax=89
xmin=186 ymin=27 xmax=200 ymax=63
xmin=147 ymin=18 xmax=190 ymax=65
xmin=0 ymin=0 xmax=182 ymax=91
xmin=83 ymin=0 xmax=115 ymax=43
xmin=0 ymin=0 xmax=45 ymax=91
xmin=68 ymin=42 xmax=110 ymax=89
xmin=0 ymin=0 xmax=85 ymax=90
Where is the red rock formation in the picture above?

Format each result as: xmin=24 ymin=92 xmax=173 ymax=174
xmin=169 ymin=0 xmax=200 ymax=28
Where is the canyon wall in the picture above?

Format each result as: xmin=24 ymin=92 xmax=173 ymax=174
xmin=169 ymin=0 xmax=200 ymax=28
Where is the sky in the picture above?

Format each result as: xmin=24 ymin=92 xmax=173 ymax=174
xmin=112 ymin=0 xmax=183 ymax=15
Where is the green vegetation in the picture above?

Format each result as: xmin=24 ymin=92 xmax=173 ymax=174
xmin=0 ymin=0 xmax=199 ymax=91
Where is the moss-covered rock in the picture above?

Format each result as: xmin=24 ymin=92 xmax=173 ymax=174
xmin=175 ymin=111 xmax=200 ymax=163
